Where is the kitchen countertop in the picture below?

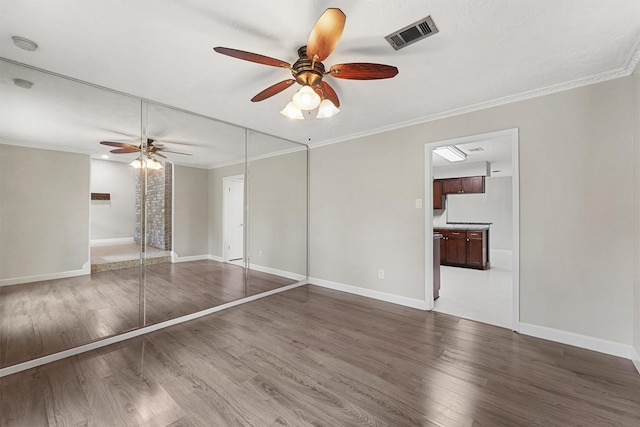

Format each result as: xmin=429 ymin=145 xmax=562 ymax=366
xmin=433 ymin=223 xmax=491 ymax=231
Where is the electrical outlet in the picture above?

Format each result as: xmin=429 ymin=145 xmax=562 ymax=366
xmin=259 ymin=250 xmax=263 ymax=257
xmin=378 ymin=269 xmax=385 ymax=279
xmin=415 ymin=198 xmax=423 ymax=209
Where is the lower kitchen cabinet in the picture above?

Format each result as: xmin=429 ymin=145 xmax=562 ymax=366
xmin=435 ymin=228 xmax=490 ymax=270
xmin=466 ymin=231 xmax=486 ymax=268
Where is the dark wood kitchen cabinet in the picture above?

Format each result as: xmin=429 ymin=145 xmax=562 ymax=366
xmin=439 ymin=176 xmax=485 ymax=195
xmin=433 ymin=180 xmax=444 ymax=209
xmin=434 ymin=227 xmax=489 ymax=270
xmin=466 ymin=230 xmax=486 ymax=268
xmin=462 ymin=176 xmax=485 ymax=194
xmin=439 ymin=230 xmax=467 ymax=265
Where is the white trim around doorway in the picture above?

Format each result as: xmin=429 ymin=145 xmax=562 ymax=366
xmin=424 ymin=128 xmax=520 ymax=331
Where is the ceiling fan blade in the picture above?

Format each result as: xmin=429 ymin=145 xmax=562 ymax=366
xmin=100 ymin=141 xmax=139 ymax=150
xmin=110 ymin=148 xmax=139 ymax=154
xmin=329 ymin=63 xmax=399 ymax=80
xmin=213 ymin=47 xmax=291 ymax=69
xmin=306 ymin=8 xmax=346 ymax=61
xmin=153 ymin=152 xmax=167 ymax=159
xmin=314 ymin=81 xmax=340 ymax=107
xmin=251 ymin=79 xmax=296 ymax=102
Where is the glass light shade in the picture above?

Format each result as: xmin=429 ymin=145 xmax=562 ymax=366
xmin=291 ymin=85 xmax=321 ymax=111
xmin=316 ymin=99 xmax=340 ymax=119
xmin=280 ymin=101 xmax=304 ymax=120
xmin=130 ymin=157 xmax=163 ymax=169
xmin=146 ymin=158 xmax=163 ymax=170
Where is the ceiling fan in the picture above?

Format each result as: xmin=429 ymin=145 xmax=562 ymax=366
xmin=214 ymin=8 xmax=399 ymax=119
xmin=100 ymin=139 xmax=191 ymax=169
xmin=100 ymin=139 xmax=191 ymax=158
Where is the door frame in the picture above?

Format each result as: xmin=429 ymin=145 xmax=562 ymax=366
xmin=424 ymin=128 xmax=520 ymax=331
xmin=222 ymin=174 xmax=245 ymax=264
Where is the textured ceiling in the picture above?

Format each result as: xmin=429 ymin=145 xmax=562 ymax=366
xmin=1 ymin=0 xmax=639 ymax=155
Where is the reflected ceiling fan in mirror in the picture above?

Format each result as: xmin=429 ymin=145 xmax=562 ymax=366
xmin=214 ymin=8 xmax=399 ymax=120
xmin=100 ymin=139 xmax=191 ymax=169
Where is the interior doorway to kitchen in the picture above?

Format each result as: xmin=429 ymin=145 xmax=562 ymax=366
xmin=424 ymin=128 xmax=520 ymax=331
xmin=223 ymin=175 xmax=245 ymax=266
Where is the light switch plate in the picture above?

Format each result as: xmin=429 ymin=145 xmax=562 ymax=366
xmin=415 ymin=198 xmax=423 ymax=209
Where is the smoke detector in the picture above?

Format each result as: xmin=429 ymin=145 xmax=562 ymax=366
xmin=12 ymin=36 xmax=38 ymax=52
xmin=385 ymin=16 xmax=438 ymax=50
xmin=13 ymin=78 xmax=33 ymax=89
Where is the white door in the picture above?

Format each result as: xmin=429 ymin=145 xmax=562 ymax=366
xmin=224 ymin=176 xmax=244 ymax=262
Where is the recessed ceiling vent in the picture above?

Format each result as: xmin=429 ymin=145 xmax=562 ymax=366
xmin=385 ymin=16 xmax=438 ymax=50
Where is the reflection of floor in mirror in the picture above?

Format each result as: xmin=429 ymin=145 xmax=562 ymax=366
xmin=0 ymin=260 xmax=298 ymax=368
xmin=91 ymin=243 xmax=171 ymax=272
xmin=434 ymin=249 xmax=513 ymax=329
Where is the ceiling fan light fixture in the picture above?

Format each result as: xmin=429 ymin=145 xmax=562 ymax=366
xmin=316 ymin=99 xmax=340 ymax=119
xmin=292 ymin=85 xmax=321 ymax=111
xmin=280 ymin=101 xmax=304 ymax=120
xmin=130 ymin=157 xmax=164 ymax=169
xmin=147 ymin=158 xmax=163 ymax=170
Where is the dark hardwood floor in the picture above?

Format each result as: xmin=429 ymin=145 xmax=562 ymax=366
xmin=2 ymin=285 xmax=639 ymax=426
xmin=0 ymin=260 xmax=297 ymax=368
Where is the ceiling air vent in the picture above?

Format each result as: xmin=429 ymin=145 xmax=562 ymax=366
xmin=385 ymin=15 xmax=438 ymax=50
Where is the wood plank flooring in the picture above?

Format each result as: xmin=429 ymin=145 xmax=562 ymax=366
xmin=2 ymin=285 xmax=639 ymax=426
xmin=0 ymin=261 xmax=296 ymax=368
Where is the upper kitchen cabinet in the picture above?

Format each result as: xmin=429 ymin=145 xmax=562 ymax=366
xmin=433 ymin=179 xmax=444 ymax=209
xmin=440 ymin=176 xmax=485 ymax=195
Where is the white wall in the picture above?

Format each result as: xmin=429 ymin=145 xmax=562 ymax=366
xmin=248 ymin=150 xmax=307 ymax=275
xmin=90 ymin=159 xmax=136 ymax=241
xmin=310 ymin=76 xmax=634 ymax=346
xmin=446 ymin=176 xmax=513 ymax=250
xmin=0 ymin=144 xmax=90 ymax=280
xmin=173 ymin=165 xmax=210 ymax=257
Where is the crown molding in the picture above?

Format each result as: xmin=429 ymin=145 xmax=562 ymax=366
xmin=311 ymin=35 xmax=640 ymax=150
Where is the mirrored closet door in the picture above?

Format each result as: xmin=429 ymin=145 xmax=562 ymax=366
xmin=0 ymin=59 xmax=309 ymax=371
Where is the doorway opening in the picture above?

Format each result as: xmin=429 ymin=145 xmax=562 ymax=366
xmin=424 ymin=129 xmax=520 ymax=331
xmin=89 ymin=159 xmax=172 ymax=272
xmin=223 ymin=175 xmax=245 ymax=266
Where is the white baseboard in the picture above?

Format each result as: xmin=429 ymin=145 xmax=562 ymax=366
xmin=632 ymin=346 xmax=640 ymax=375
xmin=0 ymin=280 xmax=307 ymax=378
xmin=170 ymin=253 xmax=224 ymax=263
xmin=0 ymin=262 xmax=91 ymax=287
xmin=249 ymin=263 xmax=306 ymax=281
xmin=309 ymin=277 xmax=428 ymax=310
xmin=519 ymin=322 xmax=633 ymax=360
xmin=90 ymin=237 xmax=134 ymax=247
